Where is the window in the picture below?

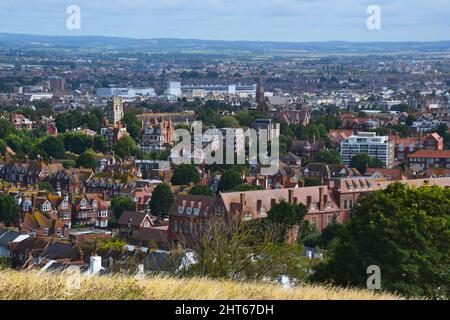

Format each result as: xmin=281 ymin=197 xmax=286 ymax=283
xmin=344 ymin=200 xmax=348 ymax=209
xmin=42 ymin=203 xmax=51 ymax=212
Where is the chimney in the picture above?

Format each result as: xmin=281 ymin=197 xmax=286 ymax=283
xmin=319 ymin=187 xmax=325 ymax=211
xmin=78 ymin=247 xmax=84 ymax=262
xmin=240 ymin=193 xmax=246 ymax=205
xmin=306 ymin=196 xmax=312 ymax=209
xmin=88 ymin=256 xmax=102 ymax=275
xmin=328 ymin=180 xmax=335 ymax=190
xmin=288 ymin=189 xmax=294 ymax=204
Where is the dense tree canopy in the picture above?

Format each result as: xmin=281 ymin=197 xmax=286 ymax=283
xmin=0 ymin=194 xmax=19 ymax=226
xmin=76 ymin=150 xmax=97 ymax=170
xmin=114 ymin=136 xmax=138 ymax=158
xmin=218 ymin=170 xmax=243 ymax=192
xmin=268 ymin=201 xmax=308 ymax=243
xmin=111 ymin=196 xmax=135 ymax=220
xmin=121 ymin=112 xmax=141 ymax=141
xmin=171 ymin=164 xmax=200 ymax=186
xmin=149 ymin=184 xmax=174 ymax=218
xmin=63 ymin=132 xmax=93 ymax=155
xmin=312 ymin=183 xmax=450 ymax=299
xmin=314 ymin=149 xmax=341 ymax=164
xmin=38 ymin=136 xmax=66 ymax=159
xmin=189 ymin=184 xmax=215 ymax=196
xmin=350 ymin=153 xmax=383 ymax=174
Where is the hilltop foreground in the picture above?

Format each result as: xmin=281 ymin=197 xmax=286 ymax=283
xmin=0 ymin=270 xmax=402 ymax=300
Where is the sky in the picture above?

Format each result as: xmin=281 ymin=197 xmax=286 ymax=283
xmin=0 ymin=0 xmax=449 ymax=42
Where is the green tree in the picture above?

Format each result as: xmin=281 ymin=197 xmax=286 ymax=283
xmin=189 ymin=184 xmax=214 ymax=196
xmin=268 ymin=201 xmax=308 ymax=242
xmin=93 ymin=135 xmax=107 ymax=153
xmin=0 ymin=120 xmax=16 ymax=139
xmin=314 ymin=149 xmax=341 ymax=164
xmin=405 ymin=114 xmax=416 ymax=126
xmin=312 ymin=183 xmax=450 ymax=299
xmin=217 ymin=116 xmax=240 ymax=128
xmin=76 ymin=151 xmax=97 ymax=170
xmin=83 ymin=113 xmax=101 ymax=132
xmin=114 ymin=136 xmax=138 ymax=158
xmin=218 ymin=170 xmax=243 ymax=192
xmin=171 ymin=164 xmax=200 ymax=186
xmin=38 ymin=136 xmax=66 ymax=159
xmin=183 ymin=215 xmax=310 ymax=282
xmin=149 ymin=184 xmax=174 ymax=218
xmin=234 ymin=111 xmax=255 ymax=127
xmin=37 ymin=181 xmax=54 ymax=192
xmin=0 ymin=139 xmax=6 ymax=153
xmin=350 ymin=153 xmax=383 ymax=174
xmin=304 ymin=177 xmax=323 ymax=187
xmin=55 ymin=113 xmax=70 ymax=133
xmin=232 ymin=184 xmax=265 ymax=192
xmin=268 ymin=201 xmax=307 ymax=228
xmin=5 ymin=134 xmax=22 ymax=153
xmin=0 ymin=194 xmax=19 ymax=226
xmin=63 ymin=132 xmax=93 ymax=154
xmin=122 ymin=112 xmax=141 ymax=141
xmin=111 ymin=196 xmax=135 ymax=220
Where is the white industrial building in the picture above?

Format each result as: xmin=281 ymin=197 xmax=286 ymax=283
xmin=97 ymin=87 xmax=156 ymax=99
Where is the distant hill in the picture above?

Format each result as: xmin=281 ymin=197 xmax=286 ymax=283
xmin=1 ymin=32 xmax=450 ymax=55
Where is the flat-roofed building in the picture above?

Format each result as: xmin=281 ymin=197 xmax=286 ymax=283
xmin=341 ymin=132 xmax=395 ymax=168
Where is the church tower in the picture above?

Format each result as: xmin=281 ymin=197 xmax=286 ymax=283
xmin=256 ymin=76 xmax=271 ymax=112
xmin=107 ymin=97 xmax=124 ymax=125
xmin=256 ymin=77 xmax=265 ymax=106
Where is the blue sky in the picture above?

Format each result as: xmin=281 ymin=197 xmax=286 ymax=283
xmin=0 ymin=0 xmax=449 ymax=41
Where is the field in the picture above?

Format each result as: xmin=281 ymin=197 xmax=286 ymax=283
xmin=0 ymin=269 xmax=403 ymax=300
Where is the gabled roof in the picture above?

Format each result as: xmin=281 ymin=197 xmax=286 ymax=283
xmin=118 ymin=211 xmax=150 ymax=228
xmin=39 ymin=242 xmax=80 ymax=261
xmin=9 ymin=237 xmax=49 ymax=255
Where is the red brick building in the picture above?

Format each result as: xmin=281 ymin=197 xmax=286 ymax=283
xmin=408 ymin=150 xmax=450 ymax=170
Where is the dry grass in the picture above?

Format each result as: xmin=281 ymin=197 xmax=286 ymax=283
xmin=0 ymin=269 xmax=403 ymax=300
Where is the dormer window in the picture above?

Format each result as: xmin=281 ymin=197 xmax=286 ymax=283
xmin=61 ymin=201 xmax=68 ymax=209
xmin=42 ymin=202 xmax=51 ymax=212
xmin=80 ymin=200 xmax=87 ymax=209
xmin=92 ymin=200 xmax=97 ymax=208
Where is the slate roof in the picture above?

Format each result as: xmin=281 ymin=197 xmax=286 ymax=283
xmin=0 ymin=230 xmax=21 ymax=247
xmin=39 ymin=242 xmax=80 ymax=261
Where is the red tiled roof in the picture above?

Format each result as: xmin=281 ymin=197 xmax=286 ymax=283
xmin=408 ymin=150 xmax=450 ymax=158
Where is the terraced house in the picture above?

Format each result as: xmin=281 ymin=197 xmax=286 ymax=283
xmin=218 ymin=177 xmax=450 ymax=232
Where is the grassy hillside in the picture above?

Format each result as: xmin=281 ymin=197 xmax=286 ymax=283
xmin=0 ymin=269 xmax=402 ymax=300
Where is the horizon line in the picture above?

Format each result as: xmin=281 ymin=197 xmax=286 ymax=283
xmin=1 ymin=32 xmax=450 ymax=44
